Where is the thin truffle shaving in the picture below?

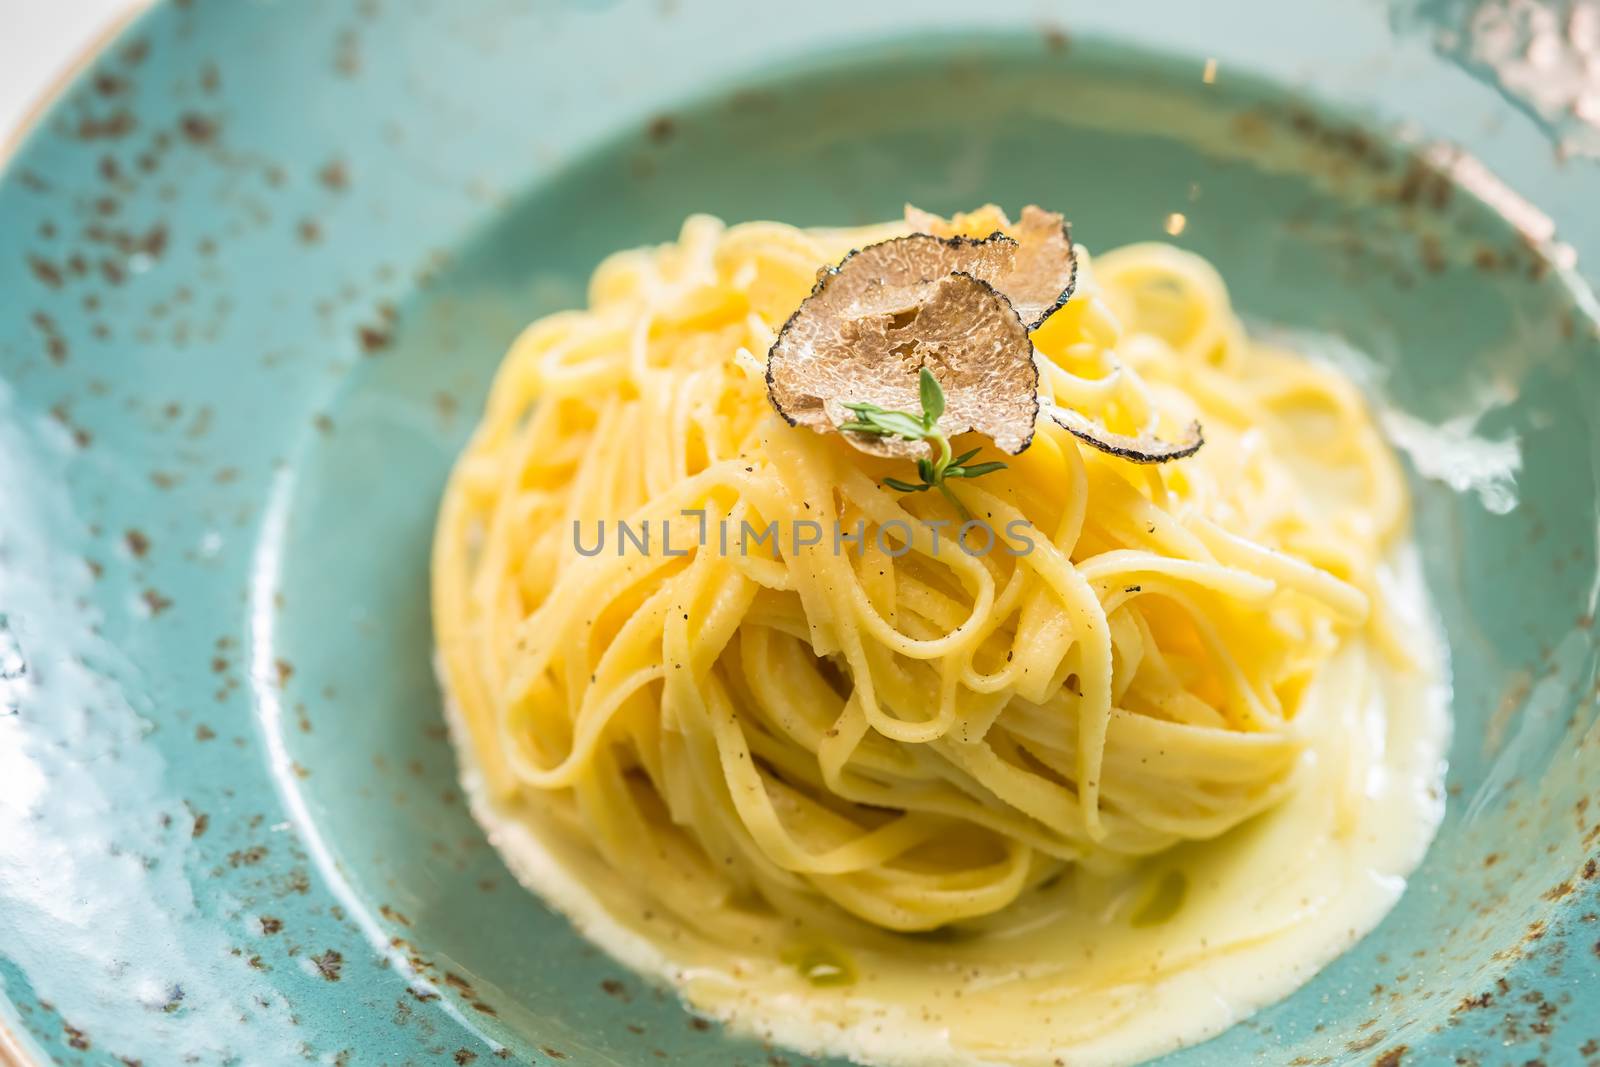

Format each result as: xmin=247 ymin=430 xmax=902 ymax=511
xmin=768 ymin=204 xmax=1206 ymax=470
xmin=768 ymin=248 xmax=1039 ymax=457
xmin=1045 ymin=404 xmax=1206 ymax=464
xmin=903 ymin=203 xmax=1078 ymax=327
xmin=1000 ymin=205 xmax=1079 ymax=328
xmin=828 ymin=233 xmax=1021 ymax=305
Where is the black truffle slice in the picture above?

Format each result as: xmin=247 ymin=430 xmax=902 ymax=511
xmin=995 ymin=205 xmax=1078 ymax=329
xmin=1045 ymin=404 xmax=1205 ymax=464
xmin=901 ymin=204 xmax=1078 ymax=329
xmin=768 ymin=263 xmax=1040 ymax=459
xmin=827 ymin=232 xmax=1022 ymax=311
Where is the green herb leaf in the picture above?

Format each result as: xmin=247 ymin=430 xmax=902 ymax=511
xmin=882 ymin=414 xmax=932 ymax=439
xmin=883 ymin=477 xmax=930 ymax=493
xmin=840 ymin=380 xmax=1003 ymax=508
xmin=950 ymin=447 xmax=982 ymax=467
xmin=919 ymin=367 xmax=944 ymax=428
xmin=841 ymin=411 xmax=928 ymax=441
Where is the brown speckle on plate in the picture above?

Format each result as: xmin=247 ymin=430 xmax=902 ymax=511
xmin=62 ymin=1022 xmax=90 ymax=1051
xmin=73 ymin=110 xmax=137 ymax=140
xmin=179 ymin=112 xmax=218 ymax=145
xmin=378 ymin=904 xmax=412 ymax=927
xmin=647 ymin=114 xmax=676 ymax=143
xmin=357 ymin=325 xmax=391 ymax=355
xmin=228 ymin=846 xmax=267 ymax=868
xmin=1345 ymin=1029 xmax=1386 ymax=1053
xmin=31 ymin=311 xmax=68 ymax=363
xmin=26 ymin=254 xmax=64 ymax=288
xmin=334 ymin=28 xmax=362 ymax=77
xmin=318 ymin=159 xmax=349 ymax=191
xmin=93 ymin=72 xmax=129 ymax=98
xmin=311 ymin=949 xmax=343 ymax=981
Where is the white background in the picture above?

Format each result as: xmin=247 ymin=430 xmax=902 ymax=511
xmin=0 ymin=0 xmax=138 ymax=147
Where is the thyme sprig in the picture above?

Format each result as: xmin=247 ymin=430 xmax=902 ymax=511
xmin=839 ymin=368 xmax=1006 ymax=516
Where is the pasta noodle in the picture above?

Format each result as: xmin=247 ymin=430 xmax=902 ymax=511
xmin=433 ymin=210 xmax=1408 ymax=934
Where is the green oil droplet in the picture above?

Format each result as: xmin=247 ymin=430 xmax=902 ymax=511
xmin=1130 ymin=868 xmax=1189 ymax=928
xmin=780 ymin=943 xmax=857 ymax=987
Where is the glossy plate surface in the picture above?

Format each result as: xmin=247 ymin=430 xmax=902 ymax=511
xmin=1 ymin=2 xmax=1598 ymax=1064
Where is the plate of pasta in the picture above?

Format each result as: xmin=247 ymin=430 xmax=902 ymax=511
xmin=1 ymin=2 xmax=1598 ymax=1066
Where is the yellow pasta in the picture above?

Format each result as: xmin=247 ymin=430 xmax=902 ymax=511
xmin=432 ymin=211 xmax=1410 ymax=938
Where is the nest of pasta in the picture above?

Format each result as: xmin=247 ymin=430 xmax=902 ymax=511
xmin=433 ymin=206 xmax=1396 ymax=934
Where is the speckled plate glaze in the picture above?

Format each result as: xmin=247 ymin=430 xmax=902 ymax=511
xmin=2 ymin=2 xmax=1598 ymax=1065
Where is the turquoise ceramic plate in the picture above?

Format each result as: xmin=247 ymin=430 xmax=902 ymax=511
xmin=2 ymin=2 xmax=1598 ymax=1064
